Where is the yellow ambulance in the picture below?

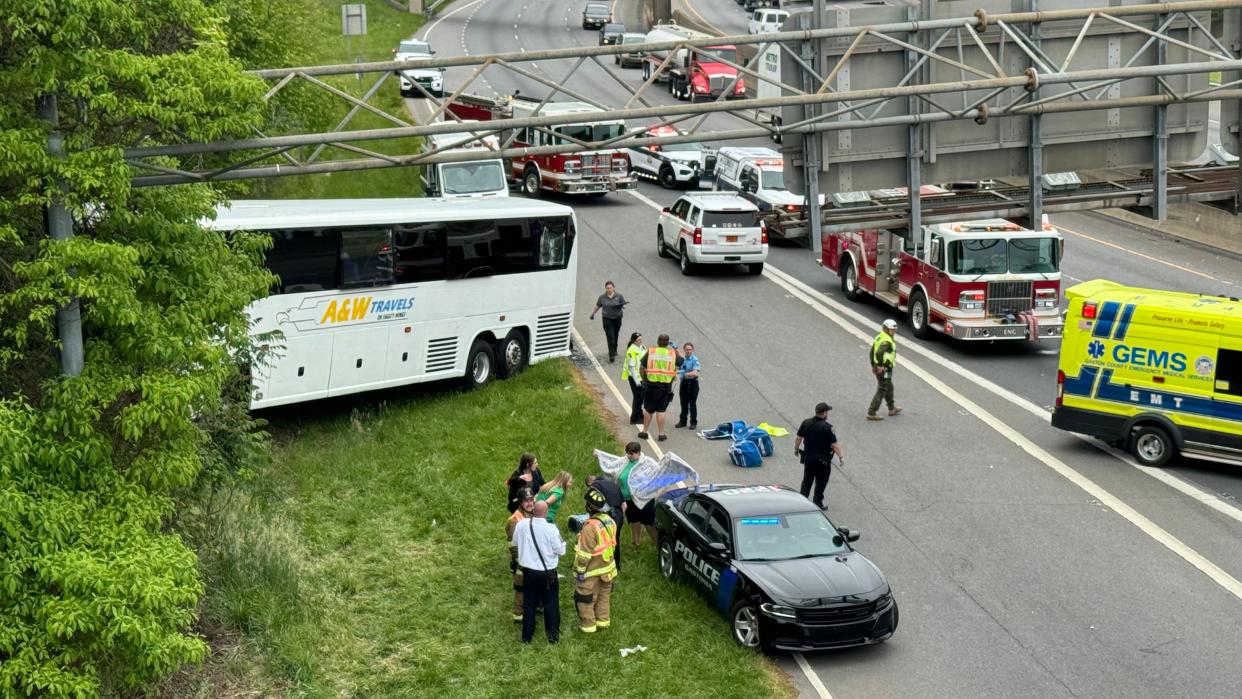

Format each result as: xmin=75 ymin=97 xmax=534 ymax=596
xmin=1052 ymin=279 xmax=1242 ymax=467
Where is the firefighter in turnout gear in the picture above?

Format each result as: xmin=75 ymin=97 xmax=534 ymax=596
xmin=867 ymin=319 xmax=903 ymax=420
xmin=575 ymin=488 xmax=618 ymax=633
xmin=506 ymin=487 xmax=535 ymax=621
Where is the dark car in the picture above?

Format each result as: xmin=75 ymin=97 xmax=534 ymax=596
xmin=654 ymin=484 xmax=897 ymax=652
xmin=615 ymin=32 xmax=647 ymax=67
xmin=599 ymin=22 xmax=626 ymax=46
xmin=582 ymin=3 xmax=612 ymax=29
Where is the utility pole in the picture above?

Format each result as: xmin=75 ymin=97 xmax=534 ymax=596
xmin=37 ymin=94 xmax=84 ymax=377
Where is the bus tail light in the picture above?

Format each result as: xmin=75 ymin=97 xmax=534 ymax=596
xmin=693 ymin=227 xmax=702 ymax=245
xmin=1056 ymin=370 xmax=1065 ymax=407
xmin=1082 ymin=301 xmax=1098 ymax=319
xmin=1035 ymin=288 xmax=1058 ymax=309
xmin=760 ymin=220 xmax=768 ymax=244
xmin=959 ymin=290 xmax=984 ymax=311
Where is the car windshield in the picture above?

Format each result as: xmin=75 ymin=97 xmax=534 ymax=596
xmin=556 ymin=122 xmax=625 ymax=142
xmin=604 ymin=23 xmax=624 ymax=32
xmin=948 ymin=238 xmax=1008 ymax=275
xmin=585 ymin=3 xmax=608 ymax=14
xmin=734 ymin=511 xmax=849 ymax=561
xmin=398 ymin=41 xmax=430 ymax=55
xmin=661 ymin=142 xmax=700 ymax=152
xmin=440 ymin=161 xmax=506 ymax=195
xmin=760 ymin=169 xmax=785 ymax=190
xmin=701 ymin=211 xmax=754 ymax=228
xmin=1008 ymin=237 xmax=1060 ymax=273
xmin=699 ymin=47 xmax=737 ymax=65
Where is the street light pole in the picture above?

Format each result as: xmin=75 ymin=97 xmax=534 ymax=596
xmin=37 ymin=93 xmax=84 ymax=377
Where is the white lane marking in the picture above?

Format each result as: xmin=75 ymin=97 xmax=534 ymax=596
xmin=764 ymin=266 xmax=1242 ymax=600
xmin=1057 ymin=223 xmax=1232 ymax=285
xmin=423 ymin=0 xmax=483 ymax=39
xmin=762 ymin=264 xmax=1242 ymax=528
xmin=682 ymin=0 xmax=727 ymax=36
xmin=793 ymin=652 xmax=834 ymax=699
xmin=572 ymin=327 xmax=664 ymax=457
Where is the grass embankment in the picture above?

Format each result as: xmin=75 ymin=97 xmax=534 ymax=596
xmin=254 ymin=0 xmax=425 ymax=199
xmin=202 ymin=361 xmax=795 ymax=697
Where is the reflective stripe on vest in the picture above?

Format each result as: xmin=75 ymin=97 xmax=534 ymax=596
xmin=645 ymin=346 xmax=676 ymax=383
xmin=575 ymin=515 xmax=617 ymax=577
xmin=871 ymin=332 xmax=896 ymax=367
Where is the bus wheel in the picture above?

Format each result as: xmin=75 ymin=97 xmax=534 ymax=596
xmin=464 ymin=339 xmax=495 ymax=390
xmin=1130 ymin=425 xmax=1175 ymax=467
xmin=497 ymin=332 xmax=528 ymax=379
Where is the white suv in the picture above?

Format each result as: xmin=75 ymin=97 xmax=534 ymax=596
xmin=656 ymin=193 xmax=767 ymax=275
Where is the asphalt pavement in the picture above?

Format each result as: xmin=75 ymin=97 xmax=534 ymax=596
xmin=412 ymin=2 xmax=1242 ymax=696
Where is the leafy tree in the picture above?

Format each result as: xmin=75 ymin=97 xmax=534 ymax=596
xmin=0 ymin=0 xmax=285 ymax=695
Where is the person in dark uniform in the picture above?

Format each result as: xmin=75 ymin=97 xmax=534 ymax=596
xmin=585 ymin=474 xmax=627 ymax=571
xmin=794 ymin=402 xmax=845 ymax=509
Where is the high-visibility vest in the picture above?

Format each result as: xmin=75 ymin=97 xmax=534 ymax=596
xmin=621 ymin=344 xmax=643 ymax=381
xmin=574 ymin=514 xmax=618 ymax=580
xmin=644 ymin=346 xmax=676 ymax=384
xmin=871 ymin=332 xmax=896 ymax=367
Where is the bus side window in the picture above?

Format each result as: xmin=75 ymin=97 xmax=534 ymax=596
xmin=536 ymin=216 xmax=573 ymax=268
xmin=446 ymin=219 xmax=502 ymax=279
xmin=1217 ymin=348 xmax=1242 ymax=397
xmin=340 ymin=228 xmax=395 ymax=288
xmin=394 ymin=223 xmax=447 ymax=283
xmin=496 ymin=219 xmax=536 ymax=271
xmin=265 ymin=228 xmax=339 ymax=293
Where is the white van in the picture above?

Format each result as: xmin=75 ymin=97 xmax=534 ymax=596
xmin=748 ymin=9 xmax=789 ymax=34
xmin=422 ymin=129 xmax=509 ymax=198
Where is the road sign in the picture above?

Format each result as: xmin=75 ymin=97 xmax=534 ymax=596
xmin=342 ymin=3 xmax=367 ymax=36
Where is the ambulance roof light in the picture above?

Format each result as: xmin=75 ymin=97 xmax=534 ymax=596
xmin=1082 ymin=301 xmax=1098 ymax=320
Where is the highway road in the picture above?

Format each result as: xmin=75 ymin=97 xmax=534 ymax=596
xmin=414 ymin=2 xmax=1242 ymax=696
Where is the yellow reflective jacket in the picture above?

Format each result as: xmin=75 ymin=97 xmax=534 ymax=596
xmin=574 ymin=514 xmax=618 ymax=582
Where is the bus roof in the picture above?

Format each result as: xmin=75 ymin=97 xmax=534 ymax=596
xmin=206 ymin=198 xmax=574 ymax=231
xmin=1067 ymin=279 xmax=1242 ymax=335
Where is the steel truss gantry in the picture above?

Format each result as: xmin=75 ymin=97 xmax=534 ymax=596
xmin=120 ymin=0 xmax=1242 ymax=233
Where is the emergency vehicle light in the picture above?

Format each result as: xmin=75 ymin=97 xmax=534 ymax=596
xmin=753 ymin=159 xmax=783 ymax=168
xmin=1055 ymin=370 xmax=1065 ymax=407
xmin=1082 ymin=301 xmax=1098 ymax=319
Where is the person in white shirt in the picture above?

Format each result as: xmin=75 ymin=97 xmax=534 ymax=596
xmin=513 ymin=501 xmax=566 ymax=643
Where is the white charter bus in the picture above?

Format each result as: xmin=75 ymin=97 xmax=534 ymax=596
xmin=207 ymin=198 xmax=577 ymax=409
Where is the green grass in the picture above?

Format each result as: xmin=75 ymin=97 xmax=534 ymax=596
xmin=202 ymin=361 xmax=794 ymax=697
xmin=254 ymin=0 xmax=426 ymax=199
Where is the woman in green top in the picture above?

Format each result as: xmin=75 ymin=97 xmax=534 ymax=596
xmin=536 ymin=471 xmax=573 ymax=522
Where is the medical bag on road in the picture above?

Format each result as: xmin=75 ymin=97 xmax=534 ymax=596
xmin=736 ymin=427 xmax=775 ymax=457
xmin=728 ymin=439 xmax=764 ymax=468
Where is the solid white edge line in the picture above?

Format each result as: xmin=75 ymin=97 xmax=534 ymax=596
xmin=793 ymin=652 xmax=834 ymax=699
xmin=422 ymin=0 xmax=484 ymax=40
xmin=762 ymin=266 xmax=1242 ymax=601
xmin=572 ymin=326 xmax=664 ymax=458
xmin=763 ymin=264 xmax=1242 ymax=527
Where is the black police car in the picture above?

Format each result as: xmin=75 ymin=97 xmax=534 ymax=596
xmin=654 ymin=484 xmax=897 ymax=652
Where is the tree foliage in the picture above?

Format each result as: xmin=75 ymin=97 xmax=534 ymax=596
xmin=0 ymin=0 xmax=303 ymax=694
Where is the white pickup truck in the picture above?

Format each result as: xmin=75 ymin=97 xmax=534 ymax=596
xmin=421 ymin=130 xmax=509 ymax=198
xmin=627 ymin=126 xmax=717 ymax=189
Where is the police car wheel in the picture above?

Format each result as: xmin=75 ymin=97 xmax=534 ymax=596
xmin=658 ymin=537 xmax=676 ymax=579
xmin=1130 ymin=425 xmax=1175 ymax=467
xmin=659 ymin=166 xmax=677 ymax=189
xmin=730 ymin=599 xmax=763 ymax=650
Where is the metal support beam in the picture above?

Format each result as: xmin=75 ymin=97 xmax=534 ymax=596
xmin=1153 ymin=13 xmax=1170 ymax=220
xmin=36 ymin=94 xmax=84 ymax=377
xmin=1028 ymin=3 xmax=1044 ymax=227
xmin=799 ymin=13 xmax=823 ymax=251
xmin=907 ymin=3 xmax=924 ymax=250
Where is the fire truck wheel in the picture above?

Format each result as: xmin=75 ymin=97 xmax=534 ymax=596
xmin=659 ymin=166 xmax=677 ymax=189
xmin=522 ymin=167 xmax=542 ymax=198
xmin=657 ymin=227 xmax=671 ymax=258
xmin=909 ymin=291 xmax=932 ymax=339
xmin=840 ymin=258 xmax=862 ymax=301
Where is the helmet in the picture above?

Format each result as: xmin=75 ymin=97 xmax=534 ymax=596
xmin=517 ymin=487 xmax=535 ymax=502
xmin=584 ymin=487 xmax=608 ymax=512
xmin=882 ymin=319 xmax=898 ymax=330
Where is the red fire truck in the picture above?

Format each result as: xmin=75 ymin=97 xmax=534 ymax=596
xmin=447 ymin=94 xmax=637 ymax=197
xmin=822 ymin=216 xmax=1065 ymax=341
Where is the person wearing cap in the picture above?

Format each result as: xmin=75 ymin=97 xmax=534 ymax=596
xmin=505 ymin=487 xmax=536 ymax=622
xmin=867 ymin=319 xmax=903 ymax=421
xmin=574 ymin=488 xmax=619 ymax=633
xmin=795 ymin=402 xmax=845 ymax=508
xmin=585 ymin=474 xmax=627 ymax=571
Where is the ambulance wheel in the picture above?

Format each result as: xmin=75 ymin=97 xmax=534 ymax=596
xmin=497 ymin=331 xmax=528 ymax=379
xmin=658 ymin=536 xmax=677 ymax=580
xmin=679 ymin=243 xmax=695 ymax=275
xmin=840 ymin=258 xmax=862 ymax=301
xmin=909 ymin=291 xmax=932 ymax=339
xmin=522 ymin=166 xmax=542 ymax=197
xmin=1130 ymin=425 xmax=1175 ymax=467
xmin=659 ymin=166 xmax=677 ymax=189
xmin=463 ymin=339 xmax=495 ymax=390
xmin=657 ymin=227 xmax=671 ymax=258
xmin=730 ymin=599 xmax=765 ymax=651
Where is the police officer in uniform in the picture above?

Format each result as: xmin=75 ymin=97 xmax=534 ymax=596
xmin=795 ymin=402 xmax=844 ymax=508
xmin=867 ymin=319 xmax=903 ymax=420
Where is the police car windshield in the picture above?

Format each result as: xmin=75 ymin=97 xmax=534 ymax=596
xmin=661 ymin=142 xmax=700 ymax=152
xmin=440 ymin=161 xmax=506 ymax=195
xmin=734 ymin=511 xmax=849 ymax=560
xmin=761 ymin=169 xmax=785 ymax=190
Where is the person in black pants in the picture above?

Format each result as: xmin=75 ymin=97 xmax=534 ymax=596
xmin=513 ymin=501 xmax=564 ymax=643
xmin=621 ymin=333 xmax=645 ymax=425
xmin=795 ymin=402 xmax=845 ymax=509
xmin=585 ymin=475 xmax=625 ymax=571
xmin=589 ymin=280 xmax=627 ymax=363
xmin=674 ymin=342 xmax=701 ymax=430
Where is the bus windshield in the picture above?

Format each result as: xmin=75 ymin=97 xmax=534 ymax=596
xmin=440 ymin=161 xmax=506 ymax=195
